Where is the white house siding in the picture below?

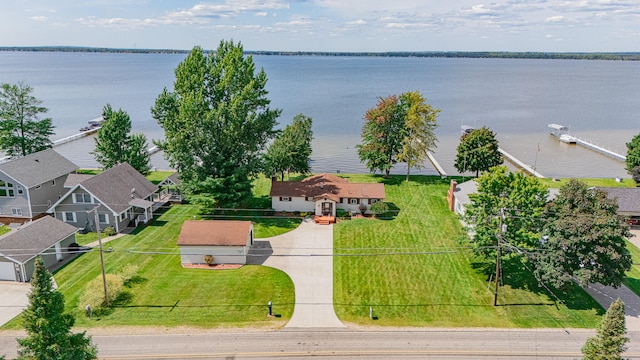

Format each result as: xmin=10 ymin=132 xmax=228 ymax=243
xmin=271 ymin=196 xmax=314 ymax=213
xmin=179 ymin=245 xmax=247 ymax=265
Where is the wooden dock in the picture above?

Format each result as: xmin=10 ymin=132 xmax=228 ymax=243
xmin=574 ymin=138 xmax=626 ymax=162
xmin=498 ymin=147 xmax=545 ymax=178
xmin=426 ymin=151 xmax=447 ymax=177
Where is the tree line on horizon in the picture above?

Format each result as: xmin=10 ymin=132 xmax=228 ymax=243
xmin=1 ymin=46 xmax=639 ymax=61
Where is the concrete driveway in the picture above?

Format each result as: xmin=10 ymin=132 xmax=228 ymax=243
xmin=0 ymin=281 xmax=30 ymax=327
xmin=255 ymin=218 xmax=345 ymax=328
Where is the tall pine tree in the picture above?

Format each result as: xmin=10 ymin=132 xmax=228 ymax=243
xmin=582 ymin=298 xmax=628 ymax=359
xmin=17 ymin=257 xmax=97 ymax=359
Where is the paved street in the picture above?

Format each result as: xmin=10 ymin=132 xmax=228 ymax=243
xmin=2 ymin=328 xmax=640 ymax=359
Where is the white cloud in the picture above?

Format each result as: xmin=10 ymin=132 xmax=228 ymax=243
xmin=346 ymin=19 xmax=367 ymax=25
xmin=256 ymin=12 xmax=268 ymax=17
xmin=30 ymin=16 xmax=48 ymax=22
xmin=546 ymin=15 xmax=565 ymax=22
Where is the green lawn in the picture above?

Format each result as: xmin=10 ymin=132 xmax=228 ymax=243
xmin=0 ymin=225 xmax=11 ymax=236
xmin=538 ymin=177 xmax=634 ymax=188
xmin=624 ymin=240 xmax=640 ymax=296
xmin=3 ymin=205 xmax=294 ymax=330
xmin=334 ymin=174 xmax=603 ymax=328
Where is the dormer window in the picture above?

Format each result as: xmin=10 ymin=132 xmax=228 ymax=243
xmin=74 ymin=193 xmax=92 ymax=203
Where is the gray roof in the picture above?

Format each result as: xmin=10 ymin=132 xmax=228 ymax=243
xmin=64 ymin=173 xmax=94 ymax=188
xmin=159 ymin=172 xmax=181 ymax=186
xmin=0 ymin=149 xmax=79 ymax=188
xmin=80 ymin=163 xmax=158 ymax=214
xmin=0 ymin=216 xmax=77 ymax=263
xmin=600 ymin=187 xmax=640 ymax=214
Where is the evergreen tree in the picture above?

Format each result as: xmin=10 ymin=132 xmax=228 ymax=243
xmin=264 ymin=114 xmax=313 ymax=180
xmin=582 ymin=298 xmax=628 ymax=360
xmin=454 ymin=126 xmax=503 ymax=177
xmin=0 ymin=82 xmax=54 ymax=157
xmin=92 ymin=104 xmax=150 ymax=175
xmin=16 ymin=257 xmax=97 ymax=359
xmin=534 ymin=180 xmax=632 ymax=289
xmin=152 ymin=40 xmax=280 ymax=206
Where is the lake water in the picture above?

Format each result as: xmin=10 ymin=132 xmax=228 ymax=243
xmin=0 ymin=51 xmax=638 ymax=179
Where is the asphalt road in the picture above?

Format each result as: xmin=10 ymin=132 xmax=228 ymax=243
xmin=2 ymin=328 xmax=640 ymax=359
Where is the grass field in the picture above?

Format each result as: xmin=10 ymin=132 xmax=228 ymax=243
xmin=624 ymin=240 xmax=640 ymax=297
xmin=538 ymin=177 xmax=634 ymax=188
xmin=334 ymin=174 xmax=603 ymax=328
xmin=2 ymin=205 xmax=295 ymax=330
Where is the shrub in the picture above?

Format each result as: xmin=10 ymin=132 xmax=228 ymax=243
xmin=117 ymin=264 xmax=139 ymax=285
xmin=370 ymin=201 xmax=391 ymax=218
xmin=78 ymin=274 xmax=124 ymax=312
xmin=102 ymin=226 xmax=116 ymax=237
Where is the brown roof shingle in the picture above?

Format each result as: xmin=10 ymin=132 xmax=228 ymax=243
xmin=269 ymin=173 xmax=385 ymax=200
xmin=177 ymin=220 xmax=252 ymax=246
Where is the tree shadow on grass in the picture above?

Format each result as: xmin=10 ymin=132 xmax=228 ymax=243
xmin=471 ymin=256 xmax=604 ymax=313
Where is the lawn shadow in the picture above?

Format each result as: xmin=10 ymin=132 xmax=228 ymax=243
xmin=470 ymin=256 xmax=603 ymax=313
xmin=247 ymin=240 xmax=273 ymax=265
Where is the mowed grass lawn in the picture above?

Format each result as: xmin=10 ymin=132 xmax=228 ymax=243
xmin=624 ymin=239 xmax=640 ymax=296
xmin=4 ymin=204 xmax=294 ymax=330
xmin=334 ymin=175 xmax=603 ymax=328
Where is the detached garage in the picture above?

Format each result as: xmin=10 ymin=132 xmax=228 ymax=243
xmin=177 ymin=220 xmax=254 ymax=266
xmin=0 ymin=216 xmax=78 ymax=282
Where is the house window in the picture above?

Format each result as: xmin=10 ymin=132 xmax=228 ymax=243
xmin=11 ymin=208 xmax=23 ymax=216
xmin=279 ymin=197 xmax=291 ymax=202
xmin=35 ymin=184 xmax=42 ymax=190
xmin=369 ymin=199 xmax=379 ymax=204
xmin=74 ymin=193 xmax=92 ymax=203
xmin=0 ymin=180 xmax=15 ymax=197
xmin=52 ymin=179 xmax=56 ymax=186
xmin=17 ymin=186 xmax=23 ymax=195
xmin=63 ymin=212 xmax=76 ymax=222
xmin=120 ymin=212 xmax=126 ymax=221
xmin=305 ymin=196 xmax=312 ymax=202
xmin=349 ymin=198 xmax=359 ymax=205
xmin=98 ymin=213 xmax=108 ymax=224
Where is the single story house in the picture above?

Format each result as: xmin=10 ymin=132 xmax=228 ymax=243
xmin=0 ymin=216 xmax=78 ymax=282
xmin=269 ymin=173 xmax=386 ymax=217
xmin=48 ymin=163 xmax=161 ymax=233
xmin=599 ymin=187 xmax=640 ymax=220
xmin=0 ymin=149 xmax=79 ymax=225
xmin=177 ymin=220 xmax=254 ymax=265
xmin=447 ymin=179 xmax=560 ymax=217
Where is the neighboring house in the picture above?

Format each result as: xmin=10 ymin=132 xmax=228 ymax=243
xmin=0 ymin=216 xmax=78 ymax=282
xmin=177 ymin=220 xmax=254 ymax=265
xmin=269 ymin=173 xmax=386 ymax=217
xmin=447 ymin=179 xmax=559 ymax=217
xmin=0 ymin=149 xmax=79 ymax=225
xmin=600 ymin=187 xmax=640 ymax=219
xmin=48 ymin=163 xmax=162 ymax=233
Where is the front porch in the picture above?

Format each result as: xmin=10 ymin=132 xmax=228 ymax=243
xmin=314 ymin=215 xmax=335 ymax=225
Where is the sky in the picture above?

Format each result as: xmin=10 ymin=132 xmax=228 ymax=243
xmin=1 ymin=0 xmax=639 ymax=52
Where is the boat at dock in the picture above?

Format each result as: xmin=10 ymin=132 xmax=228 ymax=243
xmin=79 ymin=117 xmax=105 ymax=132
xmin=559 ymin=134 xmax=577 ymax=144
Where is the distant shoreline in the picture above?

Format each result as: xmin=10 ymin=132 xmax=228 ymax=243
xmin=0 ymin=46 xmax=639 ymax=61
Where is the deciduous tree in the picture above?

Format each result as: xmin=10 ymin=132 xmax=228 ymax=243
xmin=92 ymin=104 xmax=150 ymax=175
xmin=152 ymin=41 xmax=280 ymax=206
xmin=17 ymin=257 xmax=97 ymax=359
xmin=396 ymin=91 xmax=439 ymax=182
xmin=626 ymin=133 xmax=640 ymax=185
xmin=463 ymin=166 xmax=548 ymax=259
xmin=0 ymin=82 xmax=54 ymax=157
xmin=357 ymin=95 xmax=405 ymax=176
xmin=454 ymin=126 xmax=503 ymax=177
xmin=582 ymin=298 xmax=628 ymax=359
xmin=534 ymin=180 xmax=631 ymax=289
xmin=264 ymin=114 xmax=313 ymax=181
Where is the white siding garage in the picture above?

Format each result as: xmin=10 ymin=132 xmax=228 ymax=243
xmin=177 ymin=220 xmax=253 ymax=266
xmin=0 ymin=261 xmax=16 ymax=281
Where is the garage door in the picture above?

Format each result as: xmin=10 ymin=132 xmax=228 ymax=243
xmin=0 ymin=262 xmax=16 ymax=281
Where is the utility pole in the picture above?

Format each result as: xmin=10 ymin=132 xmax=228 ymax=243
xmin=493 ymin=208 xmax=506 ymax=307
xmin=88 ymin=206 xmax=109 ymax=307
